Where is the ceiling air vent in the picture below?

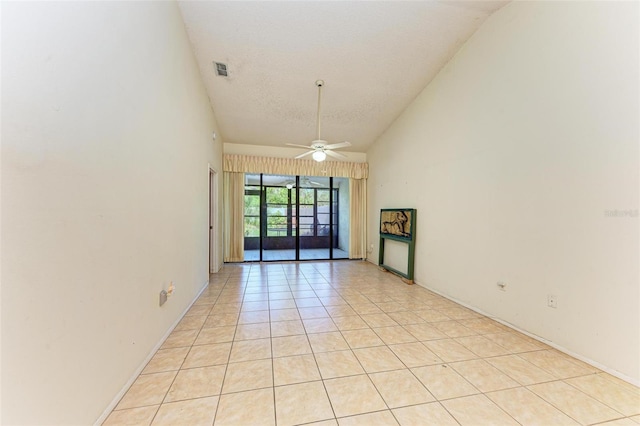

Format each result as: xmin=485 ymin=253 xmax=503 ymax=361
xmin=214 ymin=62 xmax=228 ymax=77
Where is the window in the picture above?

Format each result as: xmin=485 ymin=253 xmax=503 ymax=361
xmin=265 ymin=187 xmax=291 ymax=237
xmin=298 ymin=188 xmax=315 ymax=236
xmin=244 ymin=185 xmax=339 ymax=238
xmin=244 ymin=186 xmax=260 ymax=237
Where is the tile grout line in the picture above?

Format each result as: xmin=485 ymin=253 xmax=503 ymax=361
xmin=105 ymin=262 xmax=640 ymax=425
xmin=209 ymin=273 xmax=240 ymax=425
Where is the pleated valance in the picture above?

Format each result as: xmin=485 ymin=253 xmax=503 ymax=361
xmin=223 ymin=154 xmax=368 ymax=179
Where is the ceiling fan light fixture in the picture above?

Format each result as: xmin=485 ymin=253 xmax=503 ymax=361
xmin=286 ymin=183 xmax=294 ymax=189
xmin=312 ymin=151 xmax=327 ymax=162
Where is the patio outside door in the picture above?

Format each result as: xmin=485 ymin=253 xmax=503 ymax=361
xmin=262 ymin=177 xmax=297 ymax=261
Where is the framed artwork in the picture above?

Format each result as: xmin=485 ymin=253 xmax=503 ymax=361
xmin=380 ymin=209 xmax=414 ymax=241
xmin=379 ymin=208 xmax=416 ymax=284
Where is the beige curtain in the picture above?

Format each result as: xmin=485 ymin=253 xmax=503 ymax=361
xmin=223 ymin=154 xmax=369 ymax=261
xmin=223 ymin=171 xmax=245 ymax=262
xmin=349 ymin=178 xmax=367 ymax=259
xmin=224 ymin=154 xmax=368 ymax=179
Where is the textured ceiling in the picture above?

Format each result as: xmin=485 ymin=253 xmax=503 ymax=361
xmin=178 ymin=1 xmax=508 ymax=154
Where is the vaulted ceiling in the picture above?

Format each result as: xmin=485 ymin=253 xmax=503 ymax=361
xmin=178 ymin=1 xmax=508 ymax=154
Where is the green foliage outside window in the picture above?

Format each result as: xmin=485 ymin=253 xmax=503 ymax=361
xmin=243 ymin=182 xmax=338 ymax=239
xmin=244 ymin=193 xmax=260 ymax=237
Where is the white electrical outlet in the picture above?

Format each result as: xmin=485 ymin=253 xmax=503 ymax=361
xmin=547 ymin=294 xmax=557 ymax=308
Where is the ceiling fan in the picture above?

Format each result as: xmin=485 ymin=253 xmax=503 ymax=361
xmin=286 ymin=80 xmax=351 ymax=162
xmin=281 ymin=177 xmax=323 ymax=189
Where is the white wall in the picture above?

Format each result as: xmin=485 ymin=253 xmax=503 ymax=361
xmin=367 ymin=1 xmax=639 ymax=383
xmin=1 ymin=2 xmax=224 ymax=423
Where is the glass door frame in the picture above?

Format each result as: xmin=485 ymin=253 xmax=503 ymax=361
xmin=246 ymin=173 xmax=340 ymax=262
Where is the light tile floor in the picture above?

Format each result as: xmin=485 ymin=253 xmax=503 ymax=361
xmin=105 ymin=261 xmax=640 ymax=426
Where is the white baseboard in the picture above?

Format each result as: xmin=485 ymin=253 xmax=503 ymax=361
xmin=94 ymin=279 xmax=210 ymax=425
xmin=365 ymin=258 xmax=638 ymax=386
xmin=411 ymin=279 xmax=640 ymax=388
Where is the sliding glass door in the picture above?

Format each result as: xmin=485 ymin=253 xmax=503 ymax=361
xmin=263 ymin=179 xmax=296 ymax=261
xmin=243 ymin=173 xmax=349 ymax=261
xmin=243 ymin=175 xmax=261 ymax=261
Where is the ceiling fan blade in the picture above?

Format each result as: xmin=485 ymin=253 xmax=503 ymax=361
xmin=324 ymin=141 xmax=351 ymax=150
xmin=286 ymin=143 xmax=313 ymax=149
xmin=309 ymin=180 xmax=323 ymax=186
xmin=325 ymin=149 xmax=347 ymax=159
xmin=286 ymin=81 xmax=349 ymax=160
xmin=295 ymin=150 xmax=315 ymax=159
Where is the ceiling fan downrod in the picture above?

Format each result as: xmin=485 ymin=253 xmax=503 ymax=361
xmin=284 ymin=79 xmax=350 ymax=162
xmin=316 ymin=80 xmax=324 ymax=143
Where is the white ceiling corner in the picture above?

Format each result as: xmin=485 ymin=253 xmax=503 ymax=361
xmin=178 ymin=1 xmax=509 ymax=155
